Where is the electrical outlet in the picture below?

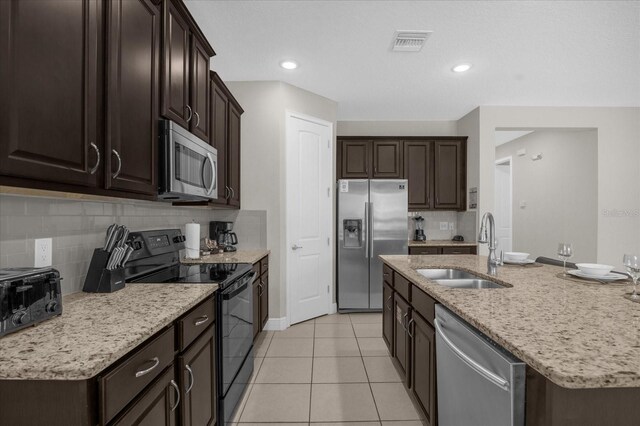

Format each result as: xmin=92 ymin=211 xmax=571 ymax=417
xmin=439 ymin=222 xmax=448 ymax=231
xmin=34 ymin=238 xmax=52 ymax=268
xmin=449 ymin=222 xmax=455 ymax=230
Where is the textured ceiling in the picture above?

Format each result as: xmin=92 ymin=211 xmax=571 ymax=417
xmin=185 ymin=0 xmax=640 ymax=120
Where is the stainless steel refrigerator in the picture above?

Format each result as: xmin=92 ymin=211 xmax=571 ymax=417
xmin=337 ymin=179 xmax=408 ymax=311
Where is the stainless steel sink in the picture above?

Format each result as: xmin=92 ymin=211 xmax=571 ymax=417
xmin=416 ymin=268 xmax=506 ymax=289
xmin=416 ymin=268 xmax=479 ymax=280
xmin=433 ymin=279 xmax=505 ymax=289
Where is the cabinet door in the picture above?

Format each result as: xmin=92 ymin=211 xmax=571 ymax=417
xmin=252 ymin=280 xmax=261 ymax=339
xmin=227 ymin=103 xmax=242 ymax=207
xmin=372 ymin=140 xmax=402 ymax=178
xmin=161 ymin=0 xmax=191 ymax=129
xmin=410 ymin=312 xmax=436 ymax=426
xmin=179 ymin=326 xmax=216 ymax=426
xmin=393 ymin=294 xmax=410 ymax=379
xmin=434 ymin=140 xmax=465 ymax=210
xmin=0 ymin=0 xmax=101 ymax=187
xmin=339 ymin=140 xmax=371 ymax=178
xmin=112 ymin=366 xmax=178 ymax=426
xmin=189 ymin=36 xmax=210 ymax=142
xmin=260 ymin=274 xmax=269 ymax=328
xmin=404 ymin=140 xmax=432 ymax=210
xmin=382 ymin=282 xmax=394 ymax=355
xmin=105 ymin=0 xmax=160 ymax=195
xmin=210 ymin=77 xmax=228 ymax=203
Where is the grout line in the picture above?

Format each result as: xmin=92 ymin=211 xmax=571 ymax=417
xmin=351 ymin=315 xmax=383 ymax=423
xmin=308 ymin=321 xmax=316 ymax=422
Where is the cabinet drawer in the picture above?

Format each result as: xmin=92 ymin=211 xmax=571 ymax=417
xmin=442 ymin=246 xmax=474 ymax=255
xmin=411 ymin=286 xmax=437 ymax=326
xmin=383 ymin=264 xmax=393 ymax=286
xmin=409 ymin=247 xmax=441 ymax=255
xmin=101 ymin=326 xmax=175 ymax=424
xmin=178 ymin=297 xmax=215 ymax=352
xmin=394 ymin=272 xmax=411 ymax=302
xmin=260 ymin=256 xmax=269 ymax=274
xmin=251 ymin=262 xmax=261 ymax=282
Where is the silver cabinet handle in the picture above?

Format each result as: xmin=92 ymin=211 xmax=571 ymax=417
xmin=258 ymin=280 xmax=265 ymax=296
xmin=186 ymin=105 xmax=193 ymax=122
xmin=291 ymin=244 xmax=303 ymax=250
xmin=434 ymin=318 xmax=509 ymax=390
xmin=111 ymin=149 xmax=122 ymax=179
xmin=170 ymin=380 xmax=180 ymax=412
xmin=194 ymin=315 xmax=209 ymax=326
xmin=386 ymin=295 xmax=392 ymax=311
xmin=230 ymin=187 xmax=235 ymax=199
xmin=194 ymin=111 xmax=200 ymax=127
xmin=135 ymin=357 xmax=160 ymax=378
xmin=185 ymin=364 xmax=194 ymax=394
xmin=402 ymin=312 xmax=408 ymax=332
xmin=225 ymin=186 xmax=230 ymax=200
xmin=89 ymin=142 xmax=100 ymax=175
xmin=407 ymin=318 xmax=415 ymax=338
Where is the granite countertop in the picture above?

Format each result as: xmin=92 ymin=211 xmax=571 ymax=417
xmin=380 ymin=255 xmax=640 ymax=389
xmin=182 ymin=249 xmax=270 ymax=265
xmin=0 ymin=283 xmax=218 ymax=381
xmin=408 ymin=240 xmax=477 ymax=247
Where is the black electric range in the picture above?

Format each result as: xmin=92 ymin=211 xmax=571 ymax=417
xmin=124 ymin=229 xmax=256 ymax=426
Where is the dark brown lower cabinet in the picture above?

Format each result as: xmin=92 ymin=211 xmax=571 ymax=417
xmin=179 ymin=325 xmax=216 ymax=426
xmin=409 ymin=312 xmax=436 ymax=426
xmin=393 ymin=293 xmax=411 ymax=378
xmin=260 ymin=274 xmax=269 ymax=328
xmin=252 ymin=255 xmax=270 ymax=340
xmin=112 ymin=366 xmax=178 ymax=426
xmin=252 ymin=277 xmax=261 ymax=340
xmin=382 ymin=282 xmax=394 ymax=354
xmin=409 ymin=246 xmax=477 ymax=255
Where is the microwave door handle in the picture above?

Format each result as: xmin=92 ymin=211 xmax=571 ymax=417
xmin=202 ymin=153 xmax=216 ymax=195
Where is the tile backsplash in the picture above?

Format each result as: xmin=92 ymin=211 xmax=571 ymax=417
xmin=408 ymin=211 xmax=477 ymax=242
xmin=0 ymin=194 xmax=266 ymax=294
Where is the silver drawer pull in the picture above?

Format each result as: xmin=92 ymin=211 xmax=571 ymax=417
xmin=194 ymin=315 xmax=209 ymax=326
xmin=185 ymin=364 xmax=194 ymax=394
xmin=135 ymin=356 xmax=160 ymax=378
xmin=170 ymin=380 xmax=180 ymax=412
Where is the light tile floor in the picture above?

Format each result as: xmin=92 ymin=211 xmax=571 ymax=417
xmin=230 ymin=313 xmax=425 ymax=426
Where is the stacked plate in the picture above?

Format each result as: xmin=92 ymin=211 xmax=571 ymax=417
xmin=503 ymin=252 xmax=535 ymax=265
xmin=568 ymin=263 xmax=628 ymax=283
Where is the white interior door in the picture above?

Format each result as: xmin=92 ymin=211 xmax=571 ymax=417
xmin=494 ymin=158 xmax=513 ymax=252
xmin=286 ymin=112 xmax=332 ymax=325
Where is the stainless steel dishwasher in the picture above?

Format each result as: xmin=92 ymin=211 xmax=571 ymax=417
xmin=435 ymin=305 xmax=525 ymax=426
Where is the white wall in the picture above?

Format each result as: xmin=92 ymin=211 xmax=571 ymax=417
xmin=471 ymin=107 xmax=640 ymax=268
xmin=337 ymin=120 xmax=457 ymax=136
xmin=225 ymin=81 xmax=338 ymax=320
xmin=496 ymin=130 xmax=598 ymax=262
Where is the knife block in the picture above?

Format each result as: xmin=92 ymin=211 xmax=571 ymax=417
xmin=82 ymin=248 xmax=126 ymax=293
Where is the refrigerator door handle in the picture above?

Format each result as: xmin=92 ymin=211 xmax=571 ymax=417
xmin=369 ymin=202 xmax=374 ymax=259
xmin=364 ymin=202 xmax=369 ymax=258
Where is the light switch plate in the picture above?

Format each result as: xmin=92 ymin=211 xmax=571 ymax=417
xmin=449 ymin=222 xmax=455 ymax=230
xmin=34 ymin=238 xmax=52 ymax=267
xmin=440 ymin=222 xmax=449 ymax=231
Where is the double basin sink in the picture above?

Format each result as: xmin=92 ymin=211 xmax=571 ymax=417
xmin=416 ymin=269 xmax=505 ymax=289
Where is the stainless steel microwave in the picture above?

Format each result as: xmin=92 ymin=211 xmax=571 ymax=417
xmin=158 ymin=120 xmax=217 ymax=201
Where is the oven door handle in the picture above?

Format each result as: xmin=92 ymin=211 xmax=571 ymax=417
xmin=222 ymin=272 xmax=257 ymax=300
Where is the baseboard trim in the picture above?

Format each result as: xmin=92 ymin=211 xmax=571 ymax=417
xmin=330 ymin=303 xmax=338 ymax=314
xmin=263 ymin=317 xmax=288 ymax=331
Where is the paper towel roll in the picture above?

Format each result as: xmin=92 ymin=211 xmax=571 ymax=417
xmin=185 ymin=222 xmax=200 ymax=259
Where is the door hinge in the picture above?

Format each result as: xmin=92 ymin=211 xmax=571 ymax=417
xmin=327 ymin=285 xmax=330 ymax=293
xmin=327 ymin=237 xmax=330 ymax=246
xmin=327 ymin=187 xmax=331 ymax=197
xmin=327 ymin=139 xmax=330 ymax=148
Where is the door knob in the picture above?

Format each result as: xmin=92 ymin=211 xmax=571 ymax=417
xmin=291 ymin=244 xmax=303 ymax=250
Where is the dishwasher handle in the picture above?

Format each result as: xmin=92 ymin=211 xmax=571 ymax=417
xmin=434 ymin=318 xmax=510 ymax=391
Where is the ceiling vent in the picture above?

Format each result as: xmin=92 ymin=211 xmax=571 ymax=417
xmin=391 ymin=30 xmax=432 ymax=52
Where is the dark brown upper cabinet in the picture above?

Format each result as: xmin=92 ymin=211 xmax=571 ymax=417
xmin=162 ymin=0 xmax=214 ymax=143
xmin=372 ymin=140 xmax=403 ymax=178
xmin=0 ymin=0 xmax=102 ymax=188
xmin=434 ymin=140 xmax=466 ymax=210
xmin=209 ymin=72 xmax=243 ymax=208
xmin=105 ymin=0 xmax=160 ymax=196
xmin=338 ymin=139 xmax=371 ymax=178
xmin=404 ymin=140 xmax=432 ymax=210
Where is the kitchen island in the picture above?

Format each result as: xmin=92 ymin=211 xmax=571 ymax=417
xmin=381 ymin=254 xmax=640 ymax=426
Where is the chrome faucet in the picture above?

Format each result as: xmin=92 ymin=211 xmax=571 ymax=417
xmin=478 ymin=212 xmax=501 ymax=276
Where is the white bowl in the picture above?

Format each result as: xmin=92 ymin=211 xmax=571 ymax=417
xmin=576 ymin=263 xmax=614 ymax=277
xmin=504 ymin=252 xmax=530 ymax=261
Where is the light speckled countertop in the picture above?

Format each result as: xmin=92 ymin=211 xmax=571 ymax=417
xmin=182 ymin=249 xmax=270 ymax=265
xmin=381 ymin=255 xmax=640 ymax=389
xmin=0 ymin=283 xmax=218 ymax=381
xmin=408 ymin=240 xmax=477 ymax=247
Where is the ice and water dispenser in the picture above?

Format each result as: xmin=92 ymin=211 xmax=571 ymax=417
xmin=343 ymin=219 xmax=363 ymax=248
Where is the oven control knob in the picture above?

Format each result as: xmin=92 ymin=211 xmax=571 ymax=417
xmin=12 ymin=311 xmax=27 ymax=325
xmin=46 ymin=301 xmax=58 ymax=313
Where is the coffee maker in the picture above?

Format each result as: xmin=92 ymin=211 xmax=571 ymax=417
xmin=413 ymin=215 xmax=426 ymax=241
xmin=209 ymin=221 xmax=238 ymax=252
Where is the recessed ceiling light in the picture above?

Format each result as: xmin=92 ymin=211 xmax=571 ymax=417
xmin=452 ymin=63 xmax=472 ymax=73
xmin=280 ymin=60 xmax=298 ymax=70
